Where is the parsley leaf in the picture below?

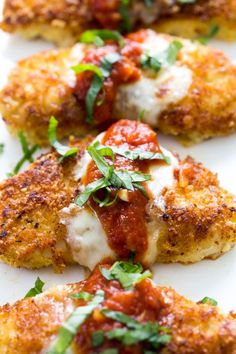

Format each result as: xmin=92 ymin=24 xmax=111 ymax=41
xmin=8 ymin=132 xmax=38 ymax=176
xmin=80 ymin=29 xmax=124 ymax=47
xmin=48 ymin=116 xmax=78 ymax=162
xmin=141 ymin=40 xmax=183 ymax=73
xmin=25 ymin=277 xmax=45 ymax=298
xmin=100 ymin=260 xmax=152 ymax=290
xmin=47 ymin=290 xmax=104 ymax=354
xmin=101 ymin=309 xmax=171 ymax=348
xmin=199 ymin=296 xmax=218 ymax=306
xmin=196 ymin=25 xmax=219 ymax=45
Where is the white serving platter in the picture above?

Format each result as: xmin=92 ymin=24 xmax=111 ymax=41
xmin=0 ymin=0 xmax=235 ymax=312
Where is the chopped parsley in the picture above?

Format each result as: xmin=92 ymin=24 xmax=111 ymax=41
xmin=48 ymin=116 xmax=78 ymax=162
xmin=196 ymin=25 xmax=220 ymax=45
xmin=47 ymin=290 xmax=104 ymax=354
xmin=7 ymin=132 xmax=38 ymax=177
xmin=25 ymin=277 xmax=45 ymax=298
xmin=98 ymin=309 xmax=171 ymax=348
xmin=199 ymin=296 xmax=218 ymax=306
xmin=100 ymin=260 xmax=152 ymax=290
xmin=140 ymin=40 xmax=183 ymax=73
xmin=80 ymin=29 xmax=124 ymax=47
xmin=72 ymin=53 xmax=120 ymax=124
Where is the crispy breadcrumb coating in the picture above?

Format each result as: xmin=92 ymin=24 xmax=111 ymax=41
xmin=0 ymin=121 xmax=235 ymax=271
xmin=1 ymin=0 xmax=236 ymax=45
xmin=1 ymin=30 xmax=236 ymax=146
xmin=0 ymin=265 xmax=235 ymax=353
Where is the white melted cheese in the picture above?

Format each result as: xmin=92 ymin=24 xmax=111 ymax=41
xmin=143 ymin=148 xmax=179 ymax=265
xmin=61 ymin=205 xmax=115 ymax=270
xmin=61 ymin=129 xmax=178 ymax=268
xmin=115 ymin=31 xmax=192 ymax=126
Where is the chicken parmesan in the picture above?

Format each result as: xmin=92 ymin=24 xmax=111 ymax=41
xmin=1 ymin=29 xmax=236 ymax=146
xmin=0 ymin=120 xmax=235 ymax=271
xmin=1 ymin=0 xmax=236 ymax=45
xmin=0 ymin=263 xmax=235 ymax=354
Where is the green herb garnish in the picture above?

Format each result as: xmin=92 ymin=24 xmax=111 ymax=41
xmin=196 ymin=25 xmax=219 ymax=45
xmin=141 ymin=40 xmax=183 ymax=73
xmin=178 ymin=0 xmax=196 ymax=3
xmin=101 ymin=309 xmax=171 ymax=348
xmin=119 ymin=0 xmax=132 ymax=32
xmin=72 ymin=54 xmax=120 ymax=124
xmin=48 ymin=116 xmax=78 ymax=162
xmin=71 ymin=291 xmax=93 ymax=301
xmin=100 ymin=260 xmax=152 ymax=290
xmin=80 ymin=29 xmax=124 ymax=47
xmin=144 ymin=0 xmax=153 ymax=6
xmin=199 ymin=296 xmax=218 ymax=306
xmin=8 ymin=132 xmax=38 ymax=176
xmin=75 ymin=141 xmax=152 ymax=207
xmin=25 ymin=277 xmax=45 ymax=298
xmin=47 ymin=290 xmax=104 ymax=354
xmin=92 ymin=330 xmax=105 ymax=347
xmin=100 ymin=350 xmax=118 ymax=354
xmin=0 ymin=143 xmax=4 ymax=154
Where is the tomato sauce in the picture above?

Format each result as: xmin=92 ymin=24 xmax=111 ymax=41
xmin=84 ymin=120 xmax=162 ymax=260
xmin=73 ymin=36 xmax=144 ymax=124
xmin=75 ymin=265 xmax=164 ymax=353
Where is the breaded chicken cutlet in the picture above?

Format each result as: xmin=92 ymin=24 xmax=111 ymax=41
xmin=1 ymin=0 xmax=236 ymax=45
xmin=1 ymin=30 xmax=236 ymax=146
xmin=0 ymin=263 xmax=235 ymax=354
xmin=0 ymin=120 xmax=235 ymax=271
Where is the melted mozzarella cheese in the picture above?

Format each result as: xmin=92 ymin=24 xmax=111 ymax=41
xmin=115 ymin=31 xmax=192 ymax=126
xmin=143 ymin=148 xmax=179 ymax=265
xmin=61 ymin=129 xmax=178 ymax=268
xmin=61 ymin=205 xmax=115 ymax=270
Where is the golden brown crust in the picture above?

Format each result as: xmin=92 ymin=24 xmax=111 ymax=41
xmin=0 ymin=137 xmax=91 ymax=271
xmin=1 ymin=0 xmax=236 ymax=44
xmin=1 ymin=33 xmax=236 ymax=146
xmin=0 ymin=131 xmax=235 ymax=270
xmin=0 ymin=267 xmax=235 ymax=353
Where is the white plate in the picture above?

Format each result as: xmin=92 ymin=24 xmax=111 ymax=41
xmin=0 ymin=1 xmax=236 ymax=311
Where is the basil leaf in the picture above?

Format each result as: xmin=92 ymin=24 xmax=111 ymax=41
xmin=25 ymin=277 xmax=45 ymax=298
xmin=87 ymin=144 xmax=114 ymax=179
xmin=100 ymin=350 xmax=118 ymax=354
xmin=199 ymin=296 xmax=218 ymax=306
xmin=80 ymin=29 xmax=124 ymax=47
xmin=75 ymin=177 xmax=110 ymax=207
xmin=100 ymin=53 xmax=121 ymax=78
xmin=197 ymin=25 xmax=219 ymax=45
xmin=9 ymin=132 xmax=38 ymax=176
xmin=102 ymin=309 xmax=171 ymax=348
xmin=0 ymin=143 xmax=4 ymax=154
xmin=92 ymin=330 xmax=105 ymax=347
xmin=100 ymin=260 xmax=152 ymax=290
xmin=48 ymin=116 xmax=78 ymax=161
xmin=47 ymin=290 xmax=104 ymax=354
xmin=119 ymin=0 xmax=132 ymax=32
xmin=71 ymin=291 xmax=93 ymax=301
xmin=141 ymin=40 xmax=183 ymax=73
xmin=144 ymin=0 xmax=153 ymax=6
xmin=71 ymin=63 xmax=104 ymax=78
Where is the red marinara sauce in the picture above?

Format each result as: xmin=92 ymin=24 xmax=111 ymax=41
xmin=74 ymin=265 xmax=164 ymax=353
xmin=84 ymin=120 xmax=162 ymax=260
xmin=73 ymin=32 xmax=147 ymax=124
